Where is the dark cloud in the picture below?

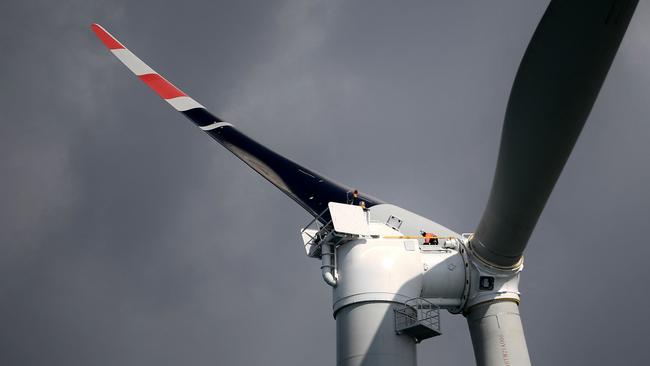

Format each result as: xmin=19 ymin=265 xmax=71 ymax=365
xmin=1 ymin=1 xmax=649 ymax=365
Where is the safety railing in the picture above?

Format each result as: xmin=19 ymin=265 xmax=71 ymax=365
xmin=301 ymin=207 xmax=334 ymax=253
xmin=394 ymin=298 xmax=441 ymax=341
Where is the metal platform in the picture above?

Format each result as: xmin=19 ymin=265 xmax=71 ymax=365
xmin=394 ymin=298 xmax=441 ymax=342
xmin=300 ymin=203 xmax=372 ymax=258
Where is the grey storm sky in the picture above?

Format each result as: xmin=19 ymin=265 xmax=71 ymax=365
xmin=1 ymin=1 xmax=649 ymax=365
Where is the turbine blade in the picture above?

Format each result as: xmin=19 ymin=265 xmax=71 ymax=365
xmin=471 ymin=0 xmax=638 ymax=267
xmin=91 ymin=24 xmax=382 ymax=218
xmin=466 ymin=301 xmax=531 ymax=366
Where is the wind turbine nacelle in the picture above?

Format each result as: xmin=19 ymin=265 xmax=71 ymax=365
xmin=303 ymin=203 xmax=471 ymax=315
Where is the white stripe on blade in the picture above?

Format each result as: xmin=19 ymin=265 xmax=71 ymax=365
xmin=111 ymin=49 xmax=156 ymax=76
xmin=200 ymin=122 xmax=233 ymax=130
xmin=166 ymin=96 xmax=205 ymax=111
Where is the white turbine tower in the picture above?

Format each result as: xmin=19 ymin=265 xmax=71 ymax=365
xmin=92 ymin=1 xmax=639 ymax=365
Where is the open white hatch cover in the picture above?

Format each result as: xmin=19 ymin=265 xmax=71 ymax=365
xmin=328 ymin=202 xmax=371 ymax=236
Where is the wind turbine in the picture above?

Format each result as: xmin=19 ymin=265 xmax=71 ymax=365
xmin=91 ymin=1 xmax=639 ymax=365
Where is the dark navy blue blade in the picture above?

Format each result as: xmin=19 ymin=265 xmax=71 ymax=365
xmin=181 ymin=108 xmax=382 ymax=219
xmin=91 ymin=23 xmax=382 ymax=220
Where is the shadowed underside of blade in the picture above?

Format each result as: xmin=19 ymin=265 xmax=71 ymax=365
xmin=91 ymin=24 xmax=381 ymax=219
xmin=471 ymin=0 xmax=639 ymax=268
